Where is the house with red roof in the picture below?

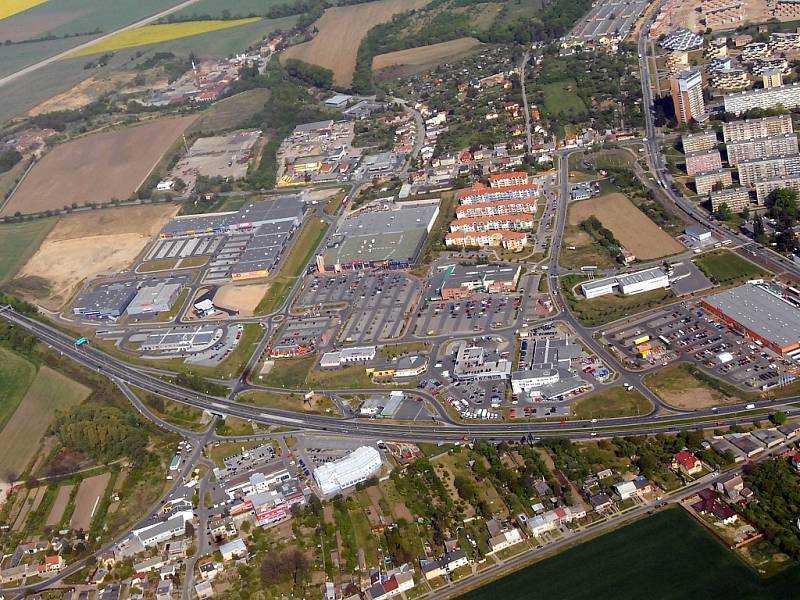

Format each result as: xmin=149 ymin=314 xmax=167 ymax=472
xmin=790 ymin=451 xmax=800 ymax=470
xmin=672 ymin=450 xmax=702 ymax=475
xmin=692 ymin=489 xmax=738 ymax=525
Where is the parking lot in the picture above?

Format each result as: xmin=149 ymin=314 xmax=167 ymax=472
xmin=604 ymin=302 xmax=798 ymax=390
xmin=271 ymin=315 xmax=339 ymax=355
xmin=295 ymin=271 xmax=422 ymax=344
xmin=414 ymin=294 xmax=519 ymax=337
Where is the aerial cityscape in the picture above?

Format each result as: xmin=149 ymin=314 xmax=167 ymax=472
xmin=3 ymin=0 xmax=800 ymax=598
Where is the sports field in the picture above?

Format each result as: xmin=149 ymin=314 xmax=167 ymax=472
xmin=461 ymin=508 xmax=800 ymax=600
xmin=568 ymin=193 xmax=684 ymax=260
xmin=2 ymin=116 xmax=194 ymax=217
xmin=15 ymin=204 xmax=178 ymax=309
xmin=0 ymin=218 xmax=56 ymax=284
xmin=67 ymin=18 xmax=261 ymax=58
xmin=372 ymin=37 xmax=482 ymax=75
xmin=0 ymin=365 xmax=89 ymax=481
xmin=0 ymin=0 xmax=49 ymax=22
xmin=282 ymin=0 xmax=431 ymax=86
xmin=0 ymin=348 xmax=37 ymax=433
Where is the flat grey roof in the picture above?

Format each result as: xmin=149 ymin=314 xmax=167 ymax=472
xmin=703 ymin=284 xmax=800 ymax=348
xmin=617 ymin=267 xmax=666 ymax=287
xmin=581 ymin=277 xmax=617 ymax=292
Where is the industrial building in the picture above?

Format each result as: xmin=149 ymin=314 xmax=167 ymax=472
xmin=723 ymin=83 xmax=800 ymax=115
xmin=511 ymin=337 xmax=587 ymax=400
xmin=580 ymin=267 xmax=670 ymax=299
xmin=726 ymin=134 xmax=799 ymax=166
xmin=701 ymin=284 xmax=800 ymax=356
xmin=313 ymin=446 xmax=383 ymax=496
xmin=127 ymin=282 xmax=183 ymax=316
xmin=722 ymin=114 xmax=794 ymax=143
xmin=430 ymin=264 xmax=521 ymax=300
xmin=73 ymin=282 xmax=137 ymax=320
xmin=318 ymin=199 xmax=439 ymax=271
xmin=452 ymin=345 xmax=513 ymax=381
xmin=160 ymin=197 xmax=303 ymax=238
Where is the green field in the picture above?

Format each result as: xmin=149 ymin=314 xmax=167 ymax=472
xmin=188 ymin=88 xmax=271 ymax=134
xmin=542 ymin=80 xmax=587 ymax=119
xmin=261 ymin=355 xmax=316 ymax=389
xmin=572 ymin=387 xmax=653 ymax=419
xmin=462 ymin=508 xmax=800 ymax=599
xmin=0 ymin=365 xmax=89 ymax=478
xmin=694 ymin=250 xmax=769 ymax=286
xmin=171 ymin=0 xmax=289 ymax=18
xmin=238 ymin=389 xmax=338 ymax=415
xmin=644 ymin=362 xmax=752 ymax=409
xmin=255 ymin=217 xmax=329 ymax=315
xmin=0 ymin=218 xmax=56 ymax=284
xmin=0 ymin=348 xmax=37 ymax=432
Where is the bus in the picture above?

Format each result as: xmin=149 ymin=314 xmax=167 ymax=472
xmin=658 ymin=335 xmax=671 ymax=349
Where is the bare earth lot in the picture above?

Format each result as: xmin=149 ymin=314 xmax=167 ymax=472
xmin=214 ymin=282 xmax=269 ymax=316
xmin=0 ymin=366 xmax=89 ymax=482
xmin=2 ymin=115 xmax=195 ymax=216
xmin=16 ymin=204 xmax=178 ymax=309
xmin=46 ymin=484 xmax=74 ymax=527
xmin=373 ymin=37 xmax=482 ymax=72
xmin=28 ymin=72 xmax=136 ymax=114
xmin=70 ymin=472 xmax=111 ymax=531
xmin=282 ymin=0 xmax=431 ymax=86
xmin=568 ymin=193 xmax=684 ymax=260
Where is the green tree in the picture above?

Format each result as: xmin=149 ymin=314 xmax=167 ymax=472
xmin=716 ymin=201 xmax=732 ymax=221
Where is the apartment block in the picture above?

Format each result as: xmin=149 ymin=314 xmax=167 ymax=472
xmin=710 ymin=187 xmax=750 ymax=212
xmin=773 ymin=0 xmax=800 ymax=19
xmin=448 ymin=214 xmax=534 ymax=233
xmin=682 ymin=131 xmax=718 ymax=154
xmin=671 ymin=68 xmax=705 ymax=124
xmin=455 ymin=199 xmax=536 ymax=219
xmin=723 ymin=83 xmax=800 ymax=115
xmin=685 ymin=149 xmax=722 ymax=176
xmin=723 ymin=114 xmax=793 ymax=142
xmin=754 ymin=176 xmax=800 ymax=204
xmin=726 ymin=133 xmax=799 ymax=165
xmin=769 ymin=31 xmax=800 ymax=52
xmin=695 ymin=169 xmax=734 ymax=195
xmin=710 ymin=68 xmax=750 ymax=91
xmin=737 ymin=154 xmax=800 ymax=187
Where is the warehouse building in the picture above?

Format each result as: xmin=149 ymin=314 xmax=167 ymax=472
xmin=317 ymin=199 xmax=439 ymax=271
xmin=723 ymin=83 xmax=800 ymax=115
xmin=581 ymin=267 xmax=670 ymax=299
xmin=313 ymin=446 xmax=382 ymax=496
xmin=73 ymin=282 xmax=137 ymax=320
xmin=722 ymin=114 xmax=794 ymax=143
xmin=726 ymin=134 xmax=799 ymax=166
xmin=430 ymin=264 xmax=521 ymax=300
xmin=701 ymin=284 xmax=800 ymax=356
xmin=127 ymin=282 xmax=183 ymax=316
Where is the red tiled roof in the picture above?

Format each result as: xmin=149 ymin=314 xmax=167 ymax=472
xmin=674 ymin=450 xmax=699 ymax=470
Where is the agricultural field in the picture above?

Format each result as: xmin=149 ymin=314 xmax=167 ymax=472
xmin=645 ymin=362 xmax=750 ymax=409
xmin=372 ymin=37 xmax=482 ymax=78
xmin=568 ymin=193 xmax=684 ymax=260
xmin=0 ymin=0 xmax=50 ymax=22
xmin=12 ymin=203 xmax=178 ymax=309
xmin=2 ymin=116 xmax=194 ymax=217
xmin=694 ymin=250 xmax=768 ymax=287
xmin=0 ymin=348 xmax=37 ymax=432
xmin=461 ymin=508 xmax=800 ymax=600
xmin=171 ymin=0 xmax=288 ymax=18
xmin=188 ymin=89 xmax=271 ymax=134
xmin=0 ymin=36 xmax=79 ymax=78
xmin=0 ymin=218 xmax=56 ymax=284
xmin=0 ymin=365 xmax=89 ymax=481
xmin=67 ymin=18 xmax=260 ymax=58
xmin=46 ymin=483 xmax=74 ymax=526
xmin=70 ymin=471 xmax=111 ymax=530
xmin=282 ymin=0 xmax=431 ymax=87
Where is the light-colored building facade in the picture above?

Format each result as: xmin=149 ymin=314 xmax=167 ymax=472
xmin=722 ymin=114 xmax=793 ymax=142
xmin=710 ymin=187 xmax=750 ymax=212
xmin=685 ymin=149 xmax=722 ymax=176
xmin=726 ymin=133 xmax=799 ymax=166
xmin=737 ymin=154 xmax=800 ymax=187
xmin=724 ymin=83 xmax=800 ymax=115
xmin=695 ymin=169 xmax=734 ymax=195
xmin=682 ymin=131 xmax=718 ymax=154
xmin=313 ymin=446 xmax=382 ymax=496
xmin=670 ymin=68 xmax=705 ymax=124
xmin=754 ymin=176 xmax=800 ymax=204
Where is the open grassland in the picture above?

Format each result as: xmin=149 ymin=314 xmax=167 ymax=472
xmin=282 ymin=0 xmax=431 ymax=87
xmin=542 ymin=80 xmax=587 ymax=119
xmin=572 ymin=387 xmax=653 ymax=419
xmin=0 ymin=0 xmax=50 ymax=22
xmin=3 ymin=116 xmax=194 ymax=217
xmin=372 ymin=37 xmax=482 ymax=77
xmin=644 ymin=362 xmax=751 ymax=409
xmin=67 ymin=18 xmax=261 ymax=58
xmin=0 ymin=218 xmax=56 ymax=284
xmin=188 ymin=89 xmax=271 ymax=134
xmin=13 ymin=204 xmax=178 ymax=309
xmin=0 ymin=348 xmax=37 ymax=433
xmin=70 ymin=471 xmax=111 ymax=530
xmin=568 ymin=193 xmax=684 ymax=260
xmin=694 ymin=250 xmax=769 ymax=286
xmin=461 ymin=508 xmax=800 ymax=600
xmin=239 ymin=390 xmax=338 ymax=415
xmin=0 ymin=366 xmax=89 ymax=481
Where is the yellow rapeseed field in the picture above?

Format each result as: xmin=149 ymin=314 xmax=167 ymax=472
xmin=0 ymin=0 xmax=50 ymax=21
xmin=68 ymin=17 xmax=261 ymax=58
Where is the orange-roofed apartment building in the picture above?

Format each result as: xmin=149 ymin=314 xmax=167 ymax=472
xmin=457 ymin=182 xmax=539 ymax=205
xmin=445 ymin=230 xmax=528 ymax=250
xmin=455 ymin=199 xmax=537 ymax=219
xmin=488 ymin=171 xmax=529 ymax=187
